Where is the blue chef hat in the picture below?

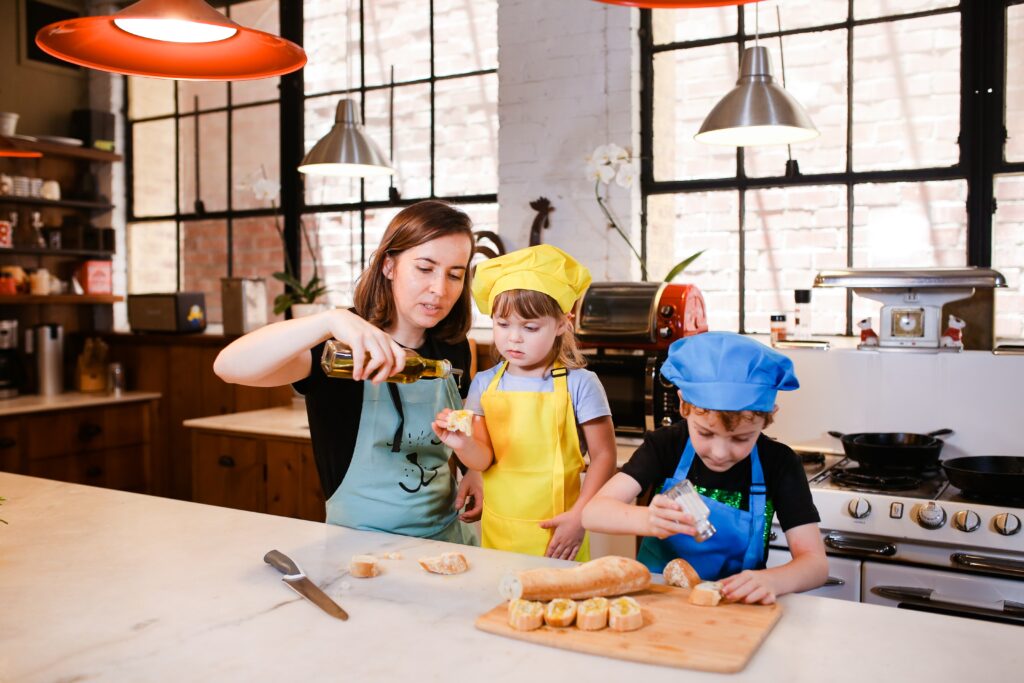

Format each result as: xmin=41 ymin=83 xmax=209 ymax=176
xmin=660 ymin=332 xmax=799 ymax=412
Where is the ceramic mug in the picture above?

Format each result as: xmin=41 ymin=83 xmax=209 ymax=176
xmin=40 ymin=180 xmax=61 ymax=200
xmin=29 ymin=268 xmax=50 ymax=295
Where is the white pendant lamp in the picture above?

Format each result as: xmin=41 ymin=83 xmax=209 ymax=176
xmin=298 ymin=99 xmax=394 ymax=177
xmin=695 ymin=45 xmax=818 ymax=146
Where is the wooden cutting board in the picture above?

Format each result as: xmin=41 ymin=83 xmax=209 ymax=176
xmin=474 ymin=585 xmax=782 ymax=673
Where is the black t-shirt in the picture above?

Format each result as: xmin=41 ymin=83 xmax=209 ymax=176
xmin=293 ymin=333 xmax=472 ymax=498
xmin=620 ymin=421 xmax=820 ymax=533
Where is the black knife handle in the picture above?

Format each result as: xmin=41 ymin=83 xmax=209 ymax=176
xmin=264 ymin=549 xmax=301 ymax=575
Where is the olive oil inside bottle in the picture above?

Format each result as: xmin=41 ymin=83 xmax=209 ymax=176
xmin=320 ymin=340 xmax=451 ymax=383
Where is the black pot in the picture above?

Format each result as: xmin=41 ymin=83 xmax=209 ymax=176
xmin=828 ymin=429 xmax=953 ymax=470
xmin=942 ymin=456 xmax=1024 ymax=500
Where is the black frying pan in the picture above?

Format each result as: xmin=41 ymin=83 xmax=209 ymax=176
xmin=942 ymin=456 xmax=1024 ymax=499
xmin=828 ymin=429 xmax=953 ymax=470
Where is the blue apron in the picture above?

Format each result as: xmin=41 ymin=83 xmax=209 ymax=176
xmin=637 ymin=439 xmax=766 ymax=581
xmin=326 ymin=374 xmax=475 ymax=545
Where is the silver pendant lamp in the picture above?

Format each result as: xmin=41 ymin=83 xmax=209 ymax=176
xmin=298 ymin=99 xmax=394 ymax=177
xmin=695 ymin=46 xmax=817 ymax=146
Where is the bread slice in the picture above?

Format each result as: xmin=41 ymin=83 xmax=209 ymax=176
xmin=608 ymin=596 xmax=643 ymax=632
xmin=499 ymin=556 xmax=651 ymax=601
xmin=689 ymin=581 xmax=724 ymax=607
xmin=418 ymin=551 xmax=470 ymax=575
xmin=349 ymin=555 xmax=379 ymax=578
xmin=575 ymin=597 xmax=609 ymax=631
xmin=507 ymin=599 xmax=544 ymax=631
xmin=543 ymin=598 xmax=578 ymax=628
xmin=445 ymin=409 xmax=474 ymax=437
xmin=663 ymin=558 xmax=701 ymax=589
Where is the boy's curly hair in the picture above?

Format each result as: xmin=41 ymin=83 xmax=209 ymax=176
xmin=679 ymin=400 xmax=775 ymax=431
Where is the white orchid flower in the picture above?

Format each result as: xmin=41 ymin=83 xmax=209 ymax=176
xmin=586 ymin=159 xmax=616 ymax=184
xmin=588 ymin=144 xmax=612 ymax=166
xmin=250 ymin=177 xmax=281 ymax=203
xmin=614 ymin=160 xmax=637 ymax=189
xmin=606 ymin=143 xmax=630 ymax=164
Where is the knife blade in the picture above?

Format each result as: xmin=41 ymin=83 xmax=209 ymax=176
xmin=264 ymin=549 xmax=349 ymax=621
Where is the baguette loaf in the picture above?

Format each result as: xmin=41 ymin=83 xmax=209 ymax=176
xmin=689 ymin=581 xmax=724 ymax=607
xmin=499 ymin=556 xmax=651 ymax=601
xmin=418 ymin=551 xmax=470 ymax=575
xmin=507 ymin=599 xmax=544 ymax=631
xmin=543 ymin=598 xmax=578 ymax=628
xmin=662 ymin=558 xmax=701 ymax=589
xmin=575 ymin=597 xmax=609 ymax=631
xmin=608 ymin=596 xmax=643 ymax=632
xmin=349 ymin=555 xmax=379 ymax=578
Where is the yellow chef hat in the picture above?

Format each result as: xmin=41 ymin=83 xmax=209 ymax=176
xmin=472 ymin=244 xmax=592 ymax=315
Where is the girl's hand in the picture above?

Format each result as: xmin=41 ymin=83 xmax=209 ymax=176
xmin=431 ymin=409 xmax=474 ymax=452
xmin=325 ymin=309 xmax=407 ymax=383
xmin=721 ymin=570 xmax=779 ymax=605
xmin=540 ymin=511 xmax=585 ymax=561
xmin=455 ymin=470 xmax=483 ymax=522
xmin=646 ymin=494 xmax=697 ymax=539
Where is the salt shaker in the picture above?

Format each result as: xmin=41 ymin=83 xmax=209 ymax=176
xmin=663 ymin=479 xmax=716 ymax=542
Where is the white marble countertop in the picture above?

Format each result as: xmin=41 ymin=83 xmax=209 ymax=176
xmin=0 ymin=390 xmax=162 ymax=417
xmin=1 ymin=472 xmax=1020 ymax=682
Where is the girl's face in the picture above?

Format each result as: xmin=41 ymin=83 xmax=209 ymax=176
xmin=683 ymin=404 xmax=767 ymax=473
xmin=384 ymin=233 xmax=472 ymax=333
xmin=493 ymin=311 xmax=567 ymax=374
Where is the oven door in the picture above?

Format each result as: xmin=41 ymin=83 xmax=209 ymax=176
xmin=584 ymin=350 xmax=655 ymax=436
xmin=862 ymin=562 xmax=1024 ymax=626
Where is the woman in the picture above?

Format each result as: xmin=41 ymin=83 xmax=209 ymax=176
xmin=214 ymin=200 xmax=481 ymax=544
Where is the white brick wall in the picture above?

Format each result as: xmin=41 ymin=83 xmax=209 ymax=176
xmin=497 ymin=0 xmax=640 ymax=281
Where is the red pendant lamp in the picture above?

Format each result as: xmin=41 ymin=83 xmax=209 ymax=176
xmin=593 ymin=1 xmax=763 ymax=8
xmin=34 ymin=0 xmax=306 ymax=81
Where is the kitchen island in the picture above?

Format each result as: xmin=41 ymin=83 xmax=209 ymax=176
xmin=1 ymin=472 xmax=1020 ymax=682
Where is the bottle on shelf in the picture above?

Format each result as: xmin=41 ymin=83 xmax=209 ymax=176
xmin=770 ymin=314 xmax=788 ymax=346
xmin=320 ymin=339 xmax=452 ymax=383
xmin=793 ymin=289 xmax=812 ymax=338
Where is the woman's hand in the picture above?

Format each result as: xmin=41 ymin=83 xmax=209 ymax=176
xmin=645 ymin=494 xmax=697 ymax=539
xmin=721 ymin=570 xmax=780 ymax=605
xmin=540 ymin=510 xmax=586 ymax=560
xmin=455 ymin=469 xmax=483 ymax=522
xmin=325 ymin=309 xmax=407 ymax=383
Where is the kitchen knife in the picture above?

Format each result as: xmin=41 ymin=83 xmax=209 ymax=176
xmin=264 ymin=549 xmax=349 ymax=621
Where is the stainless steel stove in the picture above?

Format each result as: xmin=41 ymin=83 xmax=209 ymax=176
xmin=770 ymin=449 xmax=1024 ymax=625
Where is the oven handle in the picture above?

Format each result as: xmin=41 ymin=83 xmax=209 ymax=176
xmin=951 ymin=553 xmax=1024 ymax=578
xmin=644 ymin=356 xmax=656 ymax=433
xmin=872 ymin=586 xmax=1024 ymax=624
xmin=824 ymin=533 xmax=897 ymax=557
xmin=824 ymin=576 xmax=845 ymax=586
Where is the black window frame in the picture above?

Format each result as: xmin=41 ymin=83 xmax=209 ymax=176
xmin=639 ymin=0 xmax=1024 ymax=335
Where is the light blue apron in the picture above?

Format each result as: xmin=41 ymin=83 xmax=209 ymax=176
xmin=326 ymin=374 xmax=475 ymax=545
xmin=637 ymin=439 xmax=766 ymax=581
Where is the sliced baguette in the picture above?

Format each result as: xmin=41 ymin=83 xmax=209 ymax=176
xmin=349 ymin=554 xmax=379 ymax=578
xmin=507 ymin=599 xmax=545 ymax=631
xmin=662 ymin=558 xmax=701 ymax=589
xmin=689 ymin=581 xmax=724 ymax=607
xmin=543 ymin=598 xmax=578 ymax=628
xmin=575 ymin=597 xmax=609 ymax=631
xmin=499 ymin=556 xmax=651 ymax=601
xmin=445 ymin=409 xmax=474 ymax=437
xmin=418 ymin=551 xmax=470 ymax=575
xmin=608 ymin=596 xmax=643 ymax=632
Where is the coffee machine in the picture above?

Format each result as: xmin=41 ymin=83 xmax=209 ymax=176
xmin=0 ymin=320 xmax=24 ymax=398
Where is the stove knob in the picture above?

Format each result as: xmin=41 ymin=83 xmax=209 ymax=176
xmin=994 ymin=513 xmax=1022 ymax=536
xmin=847 ymin=498 xmax=871 ymax=519
xmin=917 ymin=502 xmax=947 ymax=530
xmin=658 ymin=326 xmax=673 ymax=339
xmin=952 ymin=509 xmax=981 ymax=533
xmin=659 ymin=305 xmax=676 ymax=318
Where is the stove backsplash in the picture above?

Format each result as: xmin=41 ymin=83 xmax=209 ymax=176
xmin=766 ymin=346 xmax=1024 ymax=458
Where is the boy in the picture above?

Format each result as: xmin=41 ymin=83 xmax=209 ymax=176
xmin=582 ymin=332 xmax=827 ymax=604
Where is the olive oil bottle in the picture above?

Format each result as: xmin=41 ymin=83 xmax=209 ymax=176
xmin=320 ymin=339 xmax=452 ymax=383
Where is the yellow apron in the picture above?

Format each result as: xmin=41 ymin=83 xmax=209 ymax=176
xmin=480 ymin=362 xmax=590 ymax=561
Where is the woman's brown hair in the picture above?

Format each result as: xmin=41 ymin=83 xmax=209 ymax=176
xmin=353 ymin=200 xmax=475 ymax=344
xmin=491 ymin=289 xmax=586 ymax=369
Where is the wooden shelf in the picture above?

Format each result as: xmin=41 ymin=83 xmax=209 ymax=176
xmin=0 ymin=295 xmax=123 ymax=305
xmin=0 ymin=196 xmax=114 ymax=211
xmin=1 ymin=247 xmax=114 ymax=259
xmin=0 ymin=135 xmax=122 ymax=162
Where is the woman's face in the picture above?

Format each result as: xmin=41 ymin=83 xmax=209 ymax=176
xmin=384 ymin=233 xmax=473 ymax=332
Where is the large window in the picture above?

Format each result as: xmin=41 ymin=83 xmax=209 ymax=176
xmin=127 ymin=0 xmax=498 ymax=322
xmin=642 ymin=0 xmax=1024 ymax=338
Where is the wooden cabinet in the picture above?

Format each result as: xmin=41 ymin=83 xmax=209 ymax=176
xmin=191 ymin=430 xmax=324 ymax=522
xmin=2 ymin=399 xmax=156 ymax=493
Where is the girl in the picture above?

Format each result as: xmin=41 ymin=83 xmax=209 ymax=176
xmin=215 ymin=200 xmax=482 ymax=544
xmin=433 ymin=244 xmax=617 ymax=561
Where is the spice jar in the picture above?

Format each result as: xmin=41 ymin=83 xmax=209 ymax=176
xmin=770 ymin=314 xmax=788 ymax=345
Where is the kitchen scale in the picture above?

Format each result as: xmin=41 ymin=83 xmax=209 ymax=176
xmin=814 ymin=268 xmax=1006 ymax=350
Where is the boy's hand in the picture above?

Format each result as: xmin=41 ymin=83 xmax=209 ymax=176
xmin=431 ymin=409 xmax=472 ymax=451
xmin=540 ymin=510 xmax=585 ymax=561
xmin=646 ymin=494 xmax=698 ymax=539
xmin=721 ymin=570 xmax=779 ymax=605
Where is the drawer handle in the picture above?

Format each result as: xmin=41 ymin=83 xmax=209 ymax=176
xmin=0 ymin=436 xmax=16 ymax=449
xmin=79 ymin=423 xmax=103 ymax=440
xmin=85 ymin=466 xmax=103 ymax=478
xmin=218 ymin=455 xmax=236 ymax=468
